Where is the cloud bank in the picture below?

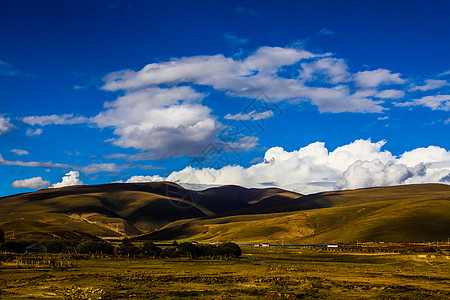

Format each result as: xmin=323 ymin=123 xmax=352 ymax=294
xmin=126 ymin=139 xmax=450 ymax=194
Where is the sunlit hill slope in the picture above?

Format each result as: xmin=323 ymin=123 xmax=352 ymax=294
xmin=0 ymin=182 xmax=448 ymax=243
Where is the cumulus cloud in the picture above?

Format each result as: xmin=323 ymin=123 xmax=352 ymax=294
xmin=127 ymin=139 xmax=450 ymax=194
xmin=125 ymin=175 xmax=165 ymax=183
xmin=300 ymin=57 xmax=350 ymax=84
xmin=375 ymin=89 xmax=405 ymax=99
xmin=0 ymin=115 xmax=15 ymax=135
xmin=51 ymin=171 xmax=84 ymax=188
xmin=93 ymin=86 xmax=221 ymax=159
xmin=354 ymin=69 xmax=406 ymax=88
xmin=11 ymin=177 xmax=51 ymax=189
xmin=10 ymin=149 xmax=28 ymax=155
xmin=20 ymin=44 xmax=447 ymax=162
xmin=101 ymin=46 xmax=387 ymax=114
xmin=336 ymin=160 xmax=425 ymax=190
xmin=410 ymin=95 xmax=450 ymax=111
xmin=409 ymin=79 xmax=448 ymax=92
xmin=22 ymin=114 xmax=89 ymax=126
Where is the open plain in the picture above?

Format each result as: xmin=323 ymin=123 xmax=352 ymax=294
xmin=1 ymin=245 xmax=449 ymax=299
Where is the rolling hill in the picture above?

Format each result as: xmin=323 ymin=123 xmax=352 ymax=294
xmin=0 ymin=182 xmax=449 ymax=243
xmin=0 ymin=182 xmax=301 ymax=240
xmin=136 ymin=184 xmax=450 ymax=243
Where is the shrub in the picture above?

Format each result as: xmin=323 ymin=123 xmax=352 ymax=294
xmin=76 ymin=241 xmax=114 ymax=254
xmin=2 ymin=240 xmax=29 ymax=253
xmin=217 ymin=242 xmax=242 ymax=258
xmin=117 ymin=244 xmax=140 ymax=256
xmin=141 ymin=241 xmax=162 ymax=257
xmin=41 ymin=240 xmax=80 ymax=253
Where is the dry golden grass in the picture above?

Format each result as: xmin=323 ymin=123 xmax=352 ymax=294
xmin=0 ymin=246 xmax=449 ymax=299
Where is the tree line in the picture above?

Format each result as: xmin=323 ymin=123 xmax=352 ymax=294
xmin=0 ymin=230 xmax=241 ymax=259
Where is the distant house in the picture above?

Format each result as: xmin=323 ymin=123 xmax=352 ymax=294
xmin=25 ymin=243 xmax=47 ymax=254
xmin=253 ymin=243 xmax=270 ymax=247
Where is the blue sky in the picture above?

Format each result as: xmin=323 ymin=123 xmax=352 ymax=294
xmin=0 ymin=0 xmax=449 ymax=196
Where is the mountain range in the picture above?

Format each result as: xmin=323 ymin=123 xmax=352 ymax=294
xmin=0 ymin=182 xmax=449 ymax=243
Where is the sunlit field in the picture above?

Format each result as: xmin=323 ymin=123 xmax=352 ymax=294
xmin=1 ymin=245 xmax=449 ymax=299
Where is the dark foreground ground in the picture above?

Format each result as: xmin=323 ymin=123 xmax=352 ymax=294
xmin=0 ymin=246 xmax=449 ymax=299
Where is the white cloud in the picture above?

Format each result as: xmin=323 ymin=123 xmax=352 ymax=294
xmin=398 ymin=146 xmax=450 ymax=167
xmin=336 ymin=160 xmax=425 ymax=190
xmin=22 ymin=114 xmax=89 ymax=126
xmin=300 ymin=57 xmax=350 ymax=84
xmin=93 ymin=86 xmax=221 ymax=159
xmin=354 ymin=69 xmax=406 ymax=88
xmin=224 ymin=110 xmax=273 ymax=121
xmin=51 ymin=171 xmax=84 ymax=188
xmin=26 ymin=128 xmax=43 ymax=136
xmin=0 ymin=155 xmax=71 ymax=169
xmin=409 ymin=79 xmax=448 ymax=91
xmin=375 ymin=89 xmax=405 ymax=99
xmin=0 ymin=154 xmax=124 ymax=175
xmin=125 ymin=175 xmax=165 ymax=183
xmin=154 ymin=139 xmax=450 ymax=194
xmin=101 ymin=46 xmax=385 ymax=114
xmin=11 ymin=177 xmax=51 ymax=189
xmin=0 ymin=115 xmax=15 ymax=135
xmin=439 ymin=70 xmax=450 ymax=77
xmin=410 ymin=95 xmax=450 ymax=111
xmin=10 ymin=149 xmax=28 ymax=155
xmin=79 ymin=163 xmax=126 ymax=174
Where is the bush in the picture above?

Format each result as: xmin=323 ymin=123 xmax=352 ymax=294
xmin=41 ymin=240 xmax=80 ymax=253
xmin=2 ymin=240 xmax=30 ymax=253
xmin=117 ymin=244 xmax=140 ymax=256
xmin=177 ymin=242 xmax=242 ymax=259
xmin=423 ymin=247 xmax=437 ymax=253
xmin=141 ymin=241 xmax=162 ymax=257
xmin=217 ymin=242 xmax=242 ymax=258
xmin=76 ymin=241 xmax=114 ymax=254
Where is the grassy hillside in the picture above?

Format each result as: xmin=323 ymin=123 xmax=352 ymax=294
xmin=0 ymin=182 xmax=300 ymax=239
xmin=138 ymin=184 xmax=450 ymax=243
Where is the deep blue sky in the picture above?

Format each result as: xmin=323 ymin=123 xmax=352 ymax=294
xmin=0 ymin=0 xmax=449 ymax=196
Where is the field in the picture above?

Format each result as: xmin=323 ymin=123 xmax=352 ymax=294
xmin=1 ymin=246 xmax=449 ymax=299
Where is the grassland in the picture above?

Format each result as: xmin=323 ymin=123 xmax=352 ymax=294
xmin=0 ymin=246 xmax=449 ymax=299
xmin=0 ymin=182 xmax=300 ymax=240
xmin=138 ymin=192 xmax=450 ymax=244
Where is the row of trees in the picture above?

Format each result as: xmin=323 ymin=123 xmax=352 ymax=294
xmin=0 ymin=235 xmax=242 ymax=259
xmin=77 ymin=240 xmax=242 ymax=259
